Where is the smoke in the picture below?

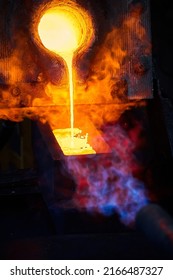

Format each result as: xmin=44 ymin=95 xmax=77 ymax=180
xmin=64 ymin=121 xmax=149 ymax=226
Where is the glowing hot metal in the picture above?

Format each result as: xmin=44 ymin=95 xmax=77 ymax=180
xmin=53 ymin=128 xmax=96 ymax=156
xmin=38 ymin=4 xmax=95 ymax=153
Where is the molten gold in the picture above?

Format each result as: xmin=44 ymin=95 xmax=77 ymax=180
xmin=38 ymin=4 xmax=95 ymax=151
xmin=38 ymin=5 xmax=94 ymax=57
xmin=38 ymin=9 xmax=81 ymax=55
xmin=53 ymin=128 xmax=96 ymax=156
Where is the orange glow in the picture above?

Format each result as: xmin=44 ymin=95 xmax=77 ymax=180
xmin=37 ymin=5 xmax=94 ymax=57
xmin=53 ymin=128 xmax=96 ymax=156
xmin=0 ymin=3 xmax=150 ymax=134
xmin=52 ymin=117 xmax=111 ymax=156
xmin=38 ymin=9 xmax=82 ymax=55
xmin=38 ymin=5 xmax=95 ymax=149
xmin=43 ymin=5 xmax=151 ymax=106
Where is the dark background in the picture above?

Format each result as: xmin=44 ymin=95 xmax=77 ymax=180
xmin=151 ymin=0 xmax=173 ymax=100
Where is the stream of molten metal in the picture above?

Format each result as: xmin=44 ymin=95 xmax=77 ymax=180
xmin=38 ymin=6 xmax=95 ymax=154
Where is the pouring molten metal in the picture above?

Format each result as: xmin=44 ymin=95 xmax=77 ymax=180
xmin=38 ymin=4 xmax=95 ymax=155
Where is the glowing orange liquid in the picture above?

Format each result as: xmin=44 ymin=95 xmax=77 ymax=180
xmin=38 ymin=6 xmax=96 ymax=154
xmin=63 ymin=54 xmax=74 ymax=146
xmin=38 ymin=9 xmax=81 ymax=146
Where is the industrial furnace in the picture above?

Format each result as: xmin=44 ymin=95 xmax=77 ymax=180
xmin=1 ymin=0 xmax=173 ymax=259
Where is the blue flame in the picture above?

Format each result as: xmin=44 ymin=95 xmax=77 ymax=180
xmin=65 ymin=124 xmax=149 ymax=225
